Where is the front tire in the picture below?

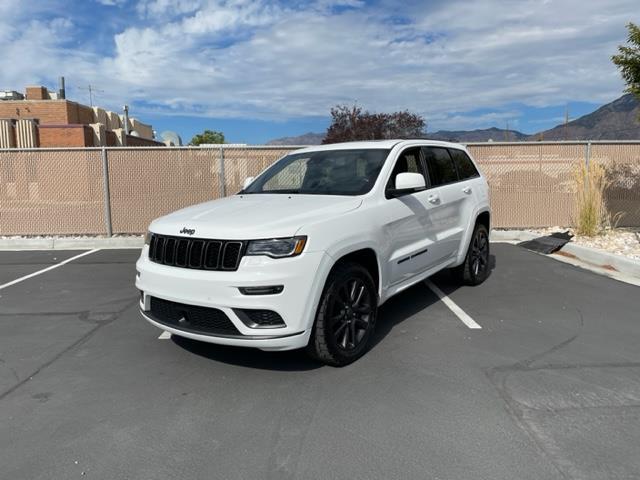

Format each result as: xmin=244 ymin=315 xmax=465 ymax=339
xmin=307 ymin=262 xmax=378 ymax=367
xmin=452 ymin=223 xmax=490 ymax=285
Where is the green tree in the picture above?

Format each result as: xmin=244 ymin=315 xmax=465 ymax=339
xmin=190 ymin=129 xmax=225 ymax=145
xmin=612 ymin=22 xmax=640 ymax=98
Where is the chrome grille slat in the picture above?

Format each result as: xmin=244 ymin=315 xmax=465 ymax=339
xmin=148 ymin=234 xmax=244 ymax=271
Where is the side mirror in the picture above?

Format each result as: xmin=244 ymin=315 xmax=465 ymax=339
xmin=388 ymin=172 xmax=426 ymax=197
xmin=242 ymin=176 xmax=255 ymax=189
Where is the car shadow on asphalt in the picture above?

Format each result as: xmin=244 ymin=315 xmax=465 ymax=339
xmin=372 ymin=279 xmax=445 ymax=347
xmin=430 ymin=254 xmax=497 ymax=296
xmin=172 ymin=335 xmax=323 ymax=371
xmin=372 ymin=254 xmax=496 ymax=347
xmin=172 ymin=254 xmax=496 ymax=370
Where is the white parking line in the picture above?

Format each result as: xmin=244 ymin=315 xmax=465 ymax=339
xmin=424 ymin=279 xmax=482 ymax=329
xmin=0 ymin=249 xmax=100 ymax=291
xmin=158 ymin=331 xmax=172 ymax=340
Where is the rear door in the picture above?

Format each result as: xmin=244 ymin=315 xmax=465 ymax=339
xmin=448 ymin=147 xmax=483 ymax=204
xmin=421 ymin=147 xmax=467 ymax=261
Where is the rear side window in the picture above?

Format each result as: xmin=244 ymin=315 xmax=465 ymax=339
xmin=423 ymin=147 xmax=458 ymax=186
xmin=449 ymin=149 xmax=479 ymax=180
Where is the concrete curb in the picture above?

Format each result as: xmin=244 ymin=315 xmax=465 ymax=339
xmin=491 ymin=229 xmax=640 ymax=280
xmin=0 ymin=236 xmax=143 ymax=250
xmin=560 ymin=242 xmax=640 ymax=278
xmin=490 ymin=230 xmax=539 ymax=243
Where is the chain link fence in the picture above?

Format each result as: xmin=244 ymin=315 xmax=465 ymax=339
xmin=1 ymin=142 xmax=639 ymax=235
xmin=467 ymin=142 xmax=640 ymax=228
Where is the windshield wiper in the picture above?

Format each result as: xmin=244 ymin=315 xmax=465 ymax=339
xmin=251 ymin=189 xmax=302 ymax=194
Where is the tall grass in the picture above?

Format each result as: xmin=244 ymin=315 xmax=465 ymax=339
xmin=573 ymin=160 xmax=609 ymax=236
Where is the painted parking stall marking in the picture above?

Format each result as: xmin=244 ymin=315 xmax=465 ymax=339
xmin=425 ymin=279 xmax=482 ymax=329
xmin=158 ymin=331 xmax=172 ymax=340
xmin=0 ymin=249 xmax=101 ymax=291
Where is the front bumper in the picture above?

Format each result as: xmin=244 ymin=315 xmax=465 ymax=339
xmin=135 ymin=246 xmax=332 ymax=351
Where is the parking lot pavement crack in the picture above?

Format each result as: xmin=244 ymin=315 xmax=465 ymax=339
xmin=0 ymin=358 xmax=20 ymax=383
xmin=493 ymin=308 xmax=585 ymax=374
xmin=509 ymin=361 xmax=640 ymax=373
xmin=487 ymin=367 xmax=572 ymax=480
xmin=484 ymin=308 xmax=587 ymax=480
xmin=0 ymin=297 xmax=139 ymax=402
xmin=0 ymin=311 xmax=94 ymax=318
xmin=0 ymin=323 xmax=102 ymax=401
xmin=266 ymin=384 xmax=323 ymax=480
xmin=527 ymin=402 xmax=640 ymax=415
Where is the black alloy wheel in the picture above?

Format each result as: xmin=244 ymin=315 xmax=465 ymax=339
xmin=307 ymin=262 xmax=378 ymax=366
xmin=329 ymin=277 xmax=374 ymax=351
xmin=470 ymin=226 xmax=489 ymax=278
xmin=452 ymin=223 xmax=491 ymax=285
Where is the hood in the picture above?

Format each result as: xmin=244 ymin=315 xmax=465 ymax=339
xmin=150 ymin=194 xmax=362 ymax=239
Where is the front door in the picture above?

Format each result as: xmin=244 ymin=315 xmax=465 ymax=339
xmin=381 ymin=147 xmax=444 ymax=286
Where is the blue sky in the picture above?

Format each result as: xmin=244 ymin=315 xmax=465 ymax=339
xmin=0 ymin=0 xmax=637 ymax=143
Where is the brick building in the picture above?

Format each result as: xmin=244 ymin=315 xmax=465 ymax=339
xmin=0 ymin=84 xmax=165 ymax=148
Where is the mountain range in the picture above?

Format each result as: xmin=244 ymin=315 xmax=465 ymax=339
xmin=267 ymin=132 xmax=326 ymax=145
xmin=266 ymin=94 xmax=640 ymax=144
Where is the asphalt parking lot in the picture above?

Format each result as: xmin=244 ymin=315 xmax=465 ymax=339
xmin=1 ymin=244 xmax=639 ymax=479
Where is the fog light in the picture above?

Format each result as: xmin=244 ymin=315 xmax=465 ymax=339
xmin=233 ymin=308 xmax=286 ymax=328
xmin=238 ymin=285 xmax=284 ymax=295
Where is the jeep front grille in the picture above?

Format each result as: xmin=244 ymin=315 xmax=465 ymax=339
xmin=148 ymin=234 xmax=244 ymax=271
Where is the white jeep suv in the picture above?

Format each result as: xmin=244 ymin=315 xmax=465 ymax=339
xmin=136 ymin=140 xmax=490 ymax=366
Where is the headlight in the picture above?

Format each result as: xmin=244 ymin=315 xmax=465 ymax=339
xmin=246 ymin=236 xmax=307 ymax=258
xmin=144 ymin=231 xmax=152 ymax=245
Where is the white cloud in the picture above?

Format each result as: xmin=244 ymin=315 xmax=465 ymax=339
xmin=136 ymin=0 xmax=204 ymax=18
xmin=96 ymin=0 xmax=127 ymax=5
xmin=429 ymin=111 xmax=523 ymax=132
xmin=0 ymin=0 xmax=638 ymax=129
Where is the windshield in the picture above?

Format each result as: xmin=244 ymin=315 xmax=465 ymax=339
xmin=241 ymin=149 xmax=390 ymax=196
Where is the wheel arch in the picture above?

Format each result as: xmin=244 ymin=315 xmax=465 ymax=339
xmin=328 ymin=248 xmax=381 ymax=301
xmin=455 ymin=208 xmax=491 ymax=266
xmin=475 ymin=210 xmax=491 ymax=232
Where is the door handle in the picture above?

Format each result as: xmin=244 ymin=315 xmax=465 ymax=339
xmin=427 ymin=194 xmax=439 ymax=204
xmin=462 ymin=186 xmax=472 ymax=194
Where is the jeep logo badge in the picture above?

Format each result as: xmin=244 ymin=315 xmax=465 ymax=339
xmin=180 ymin=227 xmax=195 ymax=236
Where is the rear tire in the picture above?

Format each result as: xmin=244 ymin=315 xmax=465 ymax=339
xmin=307 ymin=262 xmax=378 ymax=367
xmin=452 ymin=223 xmax=490 ymax=286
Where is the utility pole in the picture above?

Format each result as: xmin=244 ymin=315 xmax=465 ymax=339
xmin=78 ymin=84 xmax=104 ymax=107
xmin=563 ymin=105 xmax=569 ymax=141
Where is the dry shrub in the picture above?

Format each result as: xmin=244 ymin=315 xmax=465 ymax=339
xmin=573 ymin=160 xmax=609 ymax=236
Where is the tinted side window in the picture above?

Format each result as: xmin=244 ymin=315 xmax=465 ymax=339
xmin=423 ymin=147 xmax=458 ymax=186
xmin=386 ymin=147 xmax=425 ymax=191
xmin=449 ymin=149 xmax=479 ymax=180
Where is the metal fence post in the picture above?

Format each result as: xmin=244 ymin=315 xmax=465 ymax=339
xmin=218 ymin=145 xmax=227 ymax=197
xmin=585 ymin=141 xmax=591 ymax=169
xmin=101 ymin=147 xmax=113 ymax=236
